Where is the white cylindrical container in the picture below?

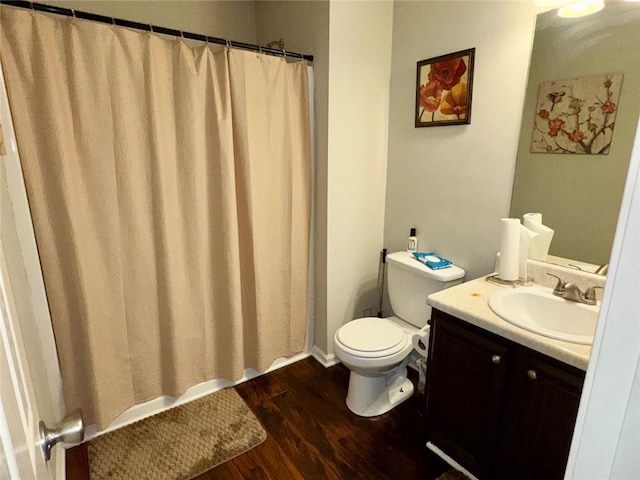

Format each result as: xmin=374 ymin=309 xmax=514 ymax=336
xmin=499 ymin=218 xmax=520 ymax=281
xmin=407 ymin=227 xmax=418 ymax=253
xmin=523 ymin=212 xmax=555 ymax=261
xmin=519 ymin=224 xmax=538 ymax=281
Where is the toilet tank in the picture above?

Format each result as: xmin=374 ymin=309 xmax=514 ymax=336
xmin=387 ymin=251 xmax=465 ymax=328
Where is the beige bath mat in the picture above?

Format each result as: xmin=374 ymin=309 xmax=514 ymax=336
xmin=87 ymin=388 xmax=266 ymax=480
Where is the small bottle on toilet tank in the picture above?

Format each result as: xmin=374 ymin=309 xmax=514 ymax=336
xmin=407 ymin=227 xmax=418 ymax=253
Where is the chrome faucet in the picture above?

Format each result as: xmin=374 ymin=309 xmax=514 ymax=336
xmin=594 ymin=263 xmax=609 ymax=275
xmin=584 ymin=285 xmax=604 ymax=304
xmin=546 ymin=273 xmax=601 ymax=306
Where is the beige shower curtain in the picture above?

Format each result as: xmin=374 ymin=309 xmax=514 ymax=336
xmin=0 ymin=7 xmax=311 ymax=429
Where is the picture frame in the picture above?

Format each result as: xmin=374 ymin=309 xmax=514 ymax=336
xmin=530 ymin=73 xmax=623 ymax=154
xmin=415 ymin=48 xmax=475 ymax=127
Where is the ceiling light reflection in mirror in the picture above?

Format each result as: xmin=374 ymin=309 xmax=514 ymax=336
xmin=558 ymin=0 xmax=605 ymax=18
xmin=534 ymin=0 xmax=606 ymax=18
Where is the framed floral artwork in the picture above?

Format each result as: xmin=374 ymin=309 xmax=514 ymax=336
xmin=415 ymin=48 xmax=475 ymax=127
xmin=531 ymin=74 xmax=624 ymax=154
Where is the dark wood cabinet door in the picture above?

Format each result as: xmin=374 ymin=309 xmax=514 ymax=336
xmin=514 ymin=354 xmax=585 ymax=480
xmin=426 ymin=313 xmax=510 ymax=478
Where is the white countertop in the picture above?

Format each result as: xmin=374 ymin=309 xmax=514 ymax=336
xmin=427 ymin=276 xmax=592 ymax=371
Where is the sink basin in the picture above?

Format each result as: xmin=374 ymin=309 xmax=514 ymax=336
xmin=488 ymin=286 xmax=598 ymax=345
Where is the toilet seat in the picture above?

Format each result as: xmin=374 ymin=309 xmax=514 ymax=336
xmin=335 ymin=318 xmax=409 ymax=358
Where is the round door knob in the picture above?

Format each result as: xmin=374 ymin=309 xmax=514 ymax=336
xmin=39 ymin=408 xmax=84 ymax=461
xmin=527 ymin=369 xmax=538 ymax=380
xmin=491 ymin=355 xmax=501 ymax=364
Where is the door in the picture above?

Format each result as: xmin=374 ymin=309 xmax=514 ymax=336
xmin=0 ymin=61 xmax=66 ymax=479
xmin=516 ymin=354 xmax=584 ymax=480
xmin=425 ymin=311 xmax=510 ymax=478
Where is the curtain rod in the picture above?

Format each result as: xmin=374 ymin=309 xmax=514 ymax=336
xmin=0 ymin=0 xmax=314 ymax=62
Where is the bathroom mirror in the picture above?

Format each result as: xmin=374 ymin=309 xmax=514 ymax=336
xmin=510 ymin=2 xmax=640 ymax=270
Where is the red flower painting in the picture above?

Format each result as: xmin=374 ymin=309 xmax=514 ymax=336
xmin=415 ymin=49 xmax=475 ymax=127
xmin=428 ymin=58 xmax=467 ymax=91
xmin=419 ymin=80 xmax=443 ymax=113
xmin=531 ymin=74 xmax=623 ymax=154
xmin=439 ymin=83 xmax=468 ymax=118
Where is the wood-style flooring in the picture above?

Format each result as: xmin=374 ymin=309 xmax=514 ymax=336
xmin=66 ymin=357 xmax=450 ymax=479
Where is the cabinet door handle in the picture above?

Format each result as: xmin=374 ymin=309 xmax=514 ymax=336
xmin=491 ymin=355 xmax=501 ymax=364
xmin=527 ymin=369 xmax=538 ymax=380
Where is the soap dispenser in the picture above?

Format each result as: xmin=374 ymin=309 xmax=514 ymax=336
xmin=407 ymin=228 xmax=418 ymax=253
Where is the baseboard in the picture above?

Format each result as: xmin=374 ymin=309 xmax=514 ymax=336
xmin=80 ymin=350 xmax=312 ymax=443
xmin=426 ymin=441 xmax=479 ymax=480
xmin=311 ymin=345 xmax=341 ymax=368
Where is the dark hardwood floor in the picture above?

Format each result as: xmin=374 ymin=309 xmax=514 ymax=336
xmin=67 ymin=357 xmax=450 ymax=479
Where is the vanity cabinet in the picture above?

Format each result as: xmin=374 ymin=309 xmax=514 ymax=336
xmin=425 ymin=309 xmax=585 ymax=480
xmin=425 ymin=312 xmax=509 ymax=477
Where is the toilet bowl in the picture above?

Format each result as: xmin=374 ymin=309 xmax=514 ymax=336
xmin=333 ymin=251 xmax=465 ymax=417
xmin=334 ymin=316 xmax=416 ymax=416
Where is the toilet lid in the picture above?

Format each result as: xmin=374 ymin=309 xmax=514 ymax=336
xmin=336 ymin=318 xmax=405 ymax=354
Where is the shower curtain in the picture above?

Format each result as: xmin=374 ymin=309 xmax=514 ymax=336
xmin=0 ymin=7 xmax=311 ymax=429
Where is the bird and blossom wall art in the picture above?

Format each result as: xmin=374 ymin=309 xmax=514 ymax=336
xmin=531 ymin=74 xmax=624 ymax=154
xmin=415 ymin=48 xmax=475 ymax=127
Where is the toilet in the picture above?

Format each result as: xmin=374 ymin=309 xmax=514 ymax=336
xmin=333 ymin=251 xmax=465 ymax=417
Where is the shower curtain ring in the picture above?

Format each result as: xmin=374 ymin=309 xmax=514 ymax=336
xmin=70 ymin=8 xmax=76 ymax=18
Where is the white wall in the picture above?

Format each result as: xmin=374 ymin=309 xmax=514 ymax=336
xmin=384 ymin=0 xmax=538 ymax=281
xmin=324 ymin=0 xmax=394 ymax=356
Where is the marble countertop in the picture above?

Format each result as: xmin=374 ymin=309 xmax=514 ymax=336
xmin=427 ymin=276 xmax=592 ymax=371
